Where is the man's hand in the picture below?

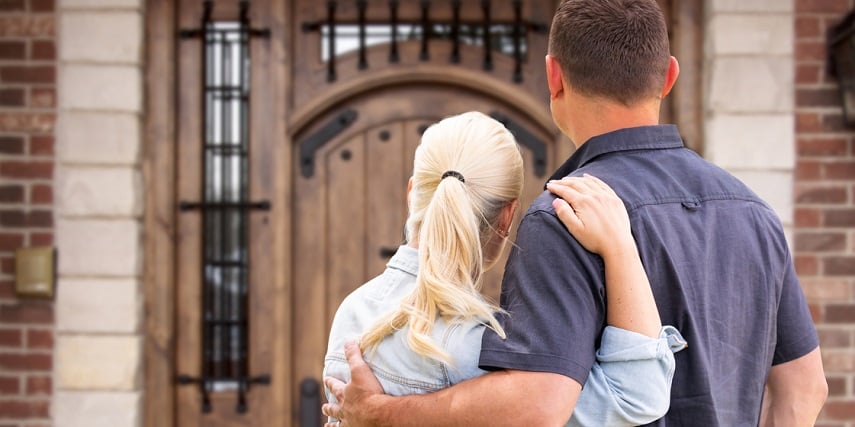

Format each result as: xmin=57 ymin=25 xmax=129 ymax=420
xmin=322 ymin=341 xmax=386 ymax=427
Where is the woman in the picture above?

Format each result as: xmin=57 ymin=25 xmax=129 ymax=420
xmin=324 ymin=112 xmax=684 ymax=426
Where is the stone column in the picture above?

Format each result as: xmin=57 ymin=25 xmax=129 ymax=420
xmin=54 ymin=0 xmax=144 ymax=425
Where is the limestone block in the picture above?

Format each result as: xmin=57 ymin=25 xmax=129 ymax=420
xmin=59 ymin=64 xmax=141 ymax=112
xmin=705 ymin=114 xmax=794 ymax=169
xmin=57 ymin=166 xmax=142 ymax=217
xmin=56 ymin=278 xmax=140 ymax=333
xmin=57 ymin=112 xmax=140 ymax=165
xmin=730 ymin=170 xmax=794 ymax=226
xmin=709 ymin=15 xmax=793 ymax=55
xmin=60 ymin=0 xmax=141 ymax=9
xmin=708 ymin=57 xmax=793 ymax=113
xmin=60 ymin=11 xmax=142 ymax=64
xmin=54 ymin=391 xmax=140 ymax=427
xmin=56 ymin=335 xmax=141 ymax=390
xmin=708 ymin=0 xmax=793 ymax=12
xmin=56 ymin=219 xmax=141 ymax=277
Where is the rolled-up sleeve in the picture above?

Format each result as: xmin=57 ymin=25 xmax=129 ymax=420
xmin=568 ymin=326 xmax=687 ymax=427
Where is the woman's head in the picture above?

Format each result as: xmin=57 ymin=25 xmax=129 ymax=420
xmin=360 ymin=111 xmax=523 ymax=364
xmin=407 ymin=111 xmax=524 ymax=266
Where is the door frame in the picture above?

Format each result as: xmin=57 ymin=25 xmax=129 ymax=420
xmin=143 ymin=0 xmax=703 ymax=425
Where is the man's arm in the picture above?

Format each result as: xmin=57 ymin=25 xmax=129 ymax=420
xmin=323 ymin=341 xmax=581 ymax=427
xmin=760 ymin=346 xmax=827 ymax=426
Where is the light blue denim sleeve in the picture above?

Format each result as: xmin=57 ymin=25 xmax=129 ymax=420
xmin=567 ymin=325 xmax=687 ymax=427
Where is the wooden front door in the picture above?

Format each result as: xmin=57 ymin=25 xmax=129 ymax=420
xmin=146 ymin=0 xmax=699 ymax=426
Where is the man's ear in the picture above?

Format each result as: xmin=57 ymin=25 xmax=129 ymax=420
xmin=545 ymin=55 xmax=565 ymax=100
xmin=660 ymin=56 xmax=680 ymax=99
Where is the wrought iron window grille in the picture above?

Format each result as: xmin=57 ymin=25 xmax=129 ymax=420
xmin=177 ymin=0 xmax=271 ymax=415
xmin=302 ymin=0 xmax=547 ymax=83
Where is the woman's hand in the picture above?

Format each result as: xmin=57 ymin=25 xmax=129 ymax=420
xmin=546 ymin=174 xmax=633 ymax=258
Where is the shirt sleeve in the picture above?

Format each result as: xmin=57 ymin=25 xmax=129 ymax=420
xmin=479 ymin=205 xmax=606 ymax=386
xmin=568 ymin=326 xmax=686 ymax=427
xmin=772 ymin=252 xmax=819 ymax=365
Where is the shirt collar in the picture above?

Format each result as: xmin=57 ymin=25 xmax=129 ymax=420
xmin=387 ymin=245 xmax=419 ymax=276
xmin=547 ymin=125 xmax=685 ymax=184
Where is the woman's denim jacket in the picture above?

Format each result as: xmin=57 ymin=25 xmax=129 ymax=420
xmin=324 ymin=246 xmax=687 ymax=426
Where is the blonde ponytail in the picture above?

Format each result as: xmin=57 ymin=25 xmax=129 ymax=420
xmin=360 ymin=112 xmax=524 ymax=365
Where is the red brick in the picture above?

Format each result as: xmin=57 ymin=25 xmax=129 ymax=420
xmin=0 ymin=210 xmax=53 ymax=228
xmin=0 ymin=112 xmax=55 ymax=133
xmin=825 ymin=209 xmax=855 ymax=227
xmin=821 ymin=113 xmax=849 ymax=133
xmin=0 ymin=328 xmax=22 ymax=347
xmin=798 ymin=137 xmax=849 ymax=157
xmin=0 ymin=0 xmax=25 ymax=11
xmin=30 ymin=0 xmax=53 ymax=12
xmin=0 ymin=399 xmax=49 ymax=418
xmin=818 ymin=329 xmax=852 ymax=348
xmin=29 ymin=233 xmax=51 ymax=246
xmin=795 ymin=207 xmax=822 ymax=227
xmin=30 ymin=40 xmax=54 ymax=60
xmin=0 ymin=66 xmax=54 ymax=84
xmin=795 ymin=254 xmax=819 ymax=275
xmin=0 ymin=136 xmax=24 ymax=155
xmin=796 ymin=64 xmax=822 ymax=85
xmin=796 ymin=160 xmax=822 ymax=180
xmin=796 ymin=185 xmax=848 ymax=204
xmin=797 ymin=0 xmax=852 ymax=13
xmin=825 ymin=161 xmax=855 ymax=179
xmin=796 ymin=16 xmax=822 ymax=38
xmin=796 ymin=41 xmax=827 ymax=62
xmin=0 ymin=16 xmax=54 ymax=38
xmin=826 ymin=376 xmax=846 ymax=396
xmin=809 ymin=303 xmax=822 ymax=323
xmin=0 ymin=185 xmax=22 ymax=203
xmin=824 ymin=256 xmax=855 ymax=276
xmin=795 ymin=231 xmax=846 ymax=251
xmin=0 ymin=353 xmax=51 ymax=371
xmin=797 ymin=112 xmax=823 ymax=133
xmin=0 ymin=41 xmax=25 ymax=60
xmin=29 ymin=135 xmax=52 ymax=156
xmin=0 ymin=256 xmax=14 ymax=275
xmin=826 ymin=304 xmax=855 ymax=322
xmin=0 ymin=233 xmax=24 ymax=252
xmin=29 ymin=87 xmax=54 ymax=108
xmin=26 ymin=329 xmax=51 ymax=349
xmin=30 ymin=184 xmax=50 ymax=204
xmin=0 ymin=303 xmax=53 ymax=324
xmin=0 ymin=281 xmax=15 ymax=299
xmin=822 ymin=400 xmax=855 ymax=420
xmin=0 ymin=161 xmax=52 ymax=179
xmin=797 ymin=88 xmax=841 ymax=108
xmin=25 ymin=375 xmax=50 ymax=395
xmin=0 ymin=88 xmax=25 ymax=108
xmin=0 ymin=376 xmax=19 ymax=394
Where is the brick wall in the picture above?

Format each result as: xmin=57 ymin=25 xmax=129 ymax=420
xmin=0 ymin=0 xmax=56 ymax=426
xmin=794 ymin=0 xmax=855 ymax=425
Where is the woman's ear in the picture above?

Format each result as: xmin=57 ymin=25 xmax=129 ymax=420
xmin=499 ymin=199 xmax=520 ymax=235
xmin=406 ymin=177 xmax=413 ymax=208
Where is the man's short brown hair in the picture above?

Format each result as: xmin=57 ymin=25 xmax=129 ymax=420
xmin=548 ymin=0 xmax=671 ymax=106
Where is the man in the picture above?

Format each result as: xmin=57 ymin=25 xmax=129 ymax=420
xmin=324 ymin=0 xmax=828 ymax=425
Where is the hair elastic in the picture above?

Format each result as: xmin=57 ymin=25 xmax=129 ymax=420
xmin=441 ymin=170 xmax=465 ymax=183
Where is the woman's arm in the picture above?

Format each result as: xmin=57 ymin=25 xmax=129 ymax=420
xmin=548 ymin=175 xmax=684 ymax=426
xmin=547 ymin=174 xmax=661 ymax=337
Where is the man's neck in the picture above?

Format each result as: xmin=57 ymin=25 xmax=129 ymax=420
xmin=567 ymin=97 xmax=661 ymax=149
